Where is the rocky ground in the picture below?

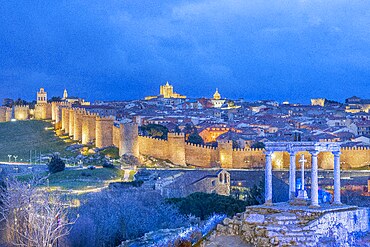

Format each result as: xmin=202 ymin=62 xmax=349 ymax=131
xmin=203 ymin=235 xmax=252 ymax=247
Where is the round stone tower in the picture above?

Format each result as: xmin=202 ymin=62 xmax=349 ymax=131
xmin=73 ymin=108 xmax=85 ymax=141
xmin=218 ymin=140 xmax=233 ymax=168
xmin=168 ymin=132 xmax=186 ymax=165
xmin=14 ymin=105 xmax=30 ymax=120
xmin=61 ymin=107 xmax=70 ymax=134
xmin=82 ymin=112 xmax=97 ymax=145
xmin=95 ymin=116 xmax=114 ymax=148
xmin=119 ymin=122 xmax=139 ymax=157
xmin=68 ymin=108 xmax=75 ymax=137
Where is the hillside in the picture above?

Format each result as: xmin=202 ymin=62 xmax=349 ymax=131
xmin=0 ymin=120 xmax=71 ymax=162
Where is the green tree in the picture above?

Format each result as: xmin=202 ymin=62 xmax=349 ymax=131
xmin=232 ymin=140 xmax=240 ymax=149
xmin=183 ymin=123 xmax=194 ymax=135
xmin=167 ymin=192 xmax=247 ymax=220
xmin=187 ymin=131 xmax=204 ymax=145
xmin=251 ymin=142 xmax=265 ymax=149
xmin=174 ymin=125 xmax=181 ymax=134
xmin=47 ymin=154 xmax=65 ymax=173
xmin=139 ymin=124 xmax=168 ymax=139
xmin=48 ymin=96 xmax=62 ymax=102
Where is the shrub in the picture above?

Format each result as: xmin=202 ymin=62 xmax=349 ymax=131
xmin=47 ymin=154 xmax=65 ymax=173
xmin=167 ymin=192 xmax=248 ymax=220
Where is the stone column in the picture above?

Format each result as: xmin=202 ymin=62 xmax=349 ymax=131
xmin=310 ymin=151 xmax=320 ymax=208
xmin=264 ymin=151 xmax=273 ymax=205
xmin=289 ymin=151 xmax=296 ymax=201
xmin=333 ymin=151 xmax=341 ymax=205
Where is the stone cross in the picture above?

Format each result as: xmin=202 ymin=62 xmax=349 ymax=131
xmin=297 ymin=154 xmax=308 ymax=200
xmin=299 ymin=154 xmax=307 ymax=190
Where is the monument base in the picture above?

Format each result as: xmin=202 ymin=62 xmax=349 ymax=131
xmin=205 ymin=203 xmax=369 ymax=247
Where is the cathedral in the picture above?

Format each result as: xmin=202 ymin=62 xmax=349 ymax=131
xmin=145 ymin=81 xmax=186 ymax=100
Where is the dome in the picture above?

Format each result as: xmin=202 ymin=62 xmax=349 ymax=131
xmin=213 ymin=88 xmax=221 ymax=100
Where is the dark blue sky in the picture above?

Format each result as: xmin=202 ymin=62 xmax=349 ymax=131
xmin=1 ymin=1 xmax=369 ymax=103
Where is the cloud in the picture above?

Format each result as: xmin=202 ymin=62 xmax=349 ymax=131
xmin=0 ymin=0 xmax=370 ymax=102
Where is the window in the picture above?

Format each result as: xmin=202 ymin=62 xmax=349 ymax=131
xmin=212 ymin=180 xmax=216 ymax=186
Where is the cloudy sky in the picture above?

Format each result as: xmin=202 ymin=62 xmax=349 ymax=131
xmin=1 ymin=0 xmax=370 ymax=103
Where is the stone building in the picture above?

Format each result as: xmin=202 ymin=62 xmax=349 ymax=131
xmin=145 ymin=82 xmax=186 ymax=100
xmin=311 ymin=98 xmax=326 ymax=107
xmin=36 ymin=88 xmax=47 ymax=104
xmin=211 ymin=88 xmax=226 ymax=108
xmin=155 ymin=169 xmax=230 ymax=198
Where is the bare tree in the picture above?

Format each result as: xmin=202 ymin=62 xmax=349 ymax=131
xmin=0 ymin=178 xmax=77 ymax=247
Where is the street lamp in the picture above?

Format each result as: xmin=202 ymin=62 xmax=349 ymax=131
xmin=13 ymin=155 xmax=18 ymax=163
xmin=7 ymin=154 xmax=12 ymax=163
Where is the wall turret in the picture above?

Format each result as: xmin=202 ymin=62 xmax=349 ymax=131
xmin=73 ymin=108 xmax=85 ymax=141
xmin=119 ymin=122 xmax=139 ymax=157
xmin=218 ymin=140 xmax=233 ymax=168
xmin=82 ymin=112 xmax=97 ymax=144
xmin=68 ymin=108 xmax=75 ymax=137
xmin=95 ymin=116 xmax=114 ymax=148
xmin=14 ymin=105 xmax=29 ymax=120
xmin=168 ymin=132 xmax=186 ymax=165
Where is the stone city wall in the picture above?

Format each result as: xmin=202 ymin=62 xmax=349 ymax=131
xmin=185 ymin=143 xmax=218 ymax=167
xmin=134 ymin=136 xmax=370 ymax=169
xmin=138 ymin=136 xmax=169 ymax=160
xmin=0 ymin=107 xmax=12 ymax=122
xmin=56 ymin=107 xmax=370 ymax=169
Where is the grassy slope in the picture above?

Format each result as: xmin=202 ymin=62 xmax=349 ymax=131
xmin=17 ymin=167 xmax=127 ymax=191
xmin=0 ymin=120 xmax=72 ymax=162
xmin=46 ymin=168 xmax=126 ymax=190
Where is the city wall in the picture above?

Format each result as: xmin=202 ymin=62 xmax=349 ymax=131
xmin=136 ymin=136 xmax=370 ymax=169
xmin=56 ymin=107 xmax=370 ymax=170
xmin=0 ymin=107 xmax=12 ymax=122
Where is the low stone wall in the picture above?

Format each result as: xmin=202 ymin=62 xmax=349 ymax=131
xmin=202 ymin=204 xmax=369 ymax=247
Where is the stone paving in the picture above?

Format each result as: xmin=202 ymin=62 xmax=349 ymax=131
xmin=201 ymin=203 xmax=369 ymax=247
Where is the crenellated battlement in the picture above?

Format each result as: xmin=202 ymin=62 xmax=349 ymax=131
xmin=233 ymin=148 xmax=265 ymax=152
xmin=96 ymin=115 xmax=114 ymax=121
xmin=185 ymin=142 xmax=217 ymax=150
xmin=341 ymin=146 xmax=370 ymax=150
xmin=138 ymin=135 xmax=168 ymax=142
xmin=84 ymin=111 xmax=98 ymax=117
xmin=14 ymin=105 xmax=29 ymax=109
xmin=168 ymin=132 xmax=185 ymax=138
